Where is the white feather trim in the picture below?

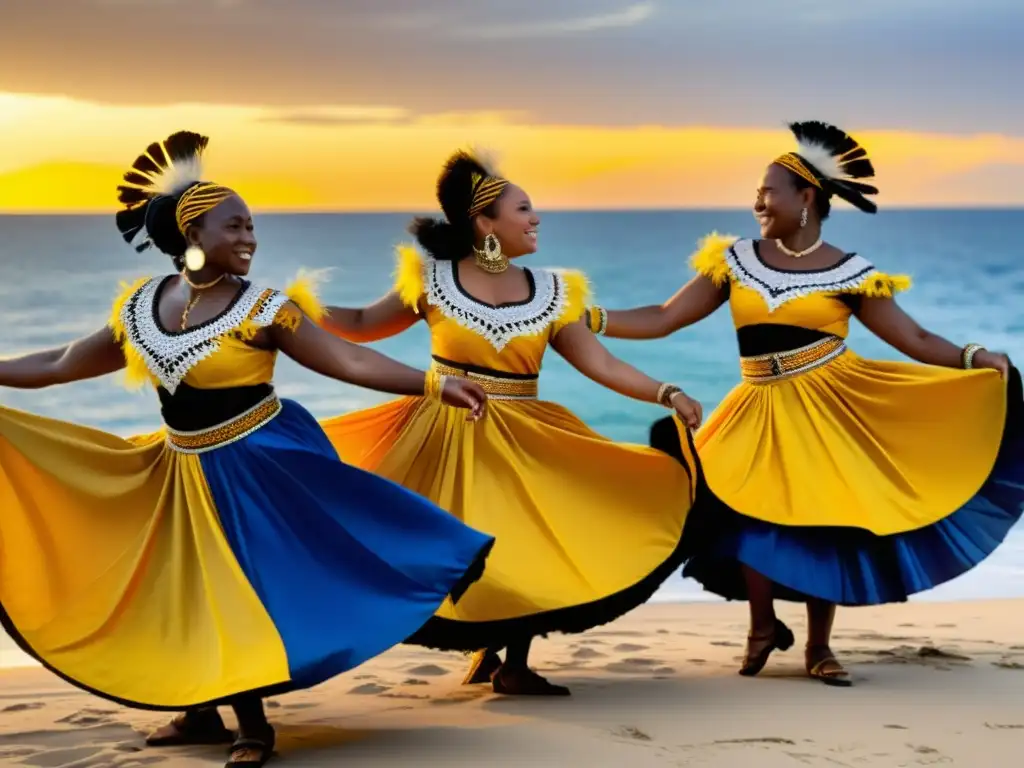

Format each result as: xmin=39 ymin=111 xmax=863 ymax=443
xmin=150 ymin=154 xmax=204 ymax=196
xmin=466 ymin=145 xmax=503 ymax=178
xmin=794 ymin=138 xmax=844 ymax=181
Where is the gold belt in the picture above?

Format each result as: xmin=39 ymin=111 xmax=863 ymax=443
xmin=165 ymin=393 xmax=282 ymax=453
xmin=739 ymin=336 xmax=847 ymax=383
xmin=430 ymin=361 xmax=538 ymax=400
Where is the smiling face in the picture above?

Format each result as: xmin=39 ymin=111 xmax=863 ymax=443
xmin=475 ymin=183 xmax=540 ymax=258
xmin=185 ymin=193 xmax=257 ymax=275
xmin=753 ymin=163 xmax=817 ymax=240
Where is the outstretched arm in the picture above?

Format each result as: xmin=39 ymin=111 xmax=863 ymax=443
xmin=0 ymin=327 xmax=125 ymax=389
xmin=596 ymin=275 xmax=726 ymax=340
xmin=550 ymin=321 xmax=703 ymax=428
xmin=321 ymin=292 xmax=422 ymax=343
xmin=270 ymin=304 xmax=485 ymax=416
xmin=857 ymin=297 xmax=1009 ymax=375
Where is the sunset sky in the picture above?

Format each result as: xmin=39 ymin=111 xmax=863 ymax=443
xmin=1 ymin=0 xmax=1022 ymax=212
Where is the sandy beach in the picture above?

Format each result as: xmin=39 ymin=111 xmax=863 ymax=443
xmin=2 ymin=599 xmax=1022 ymax=767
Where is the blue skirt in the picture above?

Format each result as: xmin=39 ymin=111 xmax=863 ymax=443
xmin=0 ymin=397 xmax=493 ymax=710
xmin=649 ymin=382 xmax=1024 ymax=606
xmin=197 ymin=399 xmax=495 ymax=696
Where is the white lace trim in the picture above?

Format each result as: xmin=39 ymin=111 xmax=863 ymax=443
xmin=119 ymin=277 xmax=289 ymax=394
xmin=726 ymin=239 xmax=876 ymax=311
xmin=424 ymin=257 xmax=570 ymax=351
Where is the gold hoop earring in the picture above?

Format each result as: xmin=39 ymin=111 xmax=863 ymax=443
xmin=799 ymin=208 xmax=809 ymax=228
xmin=473 ymin=233 xmax=509 ymax=274
xmin=183 ymin=245 xmax=206 ymax=272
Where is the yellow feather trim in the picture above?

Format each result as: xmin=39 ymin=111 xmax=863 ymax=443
xmin=108 ymin=276 xmax=153 ymax=391
xmin=689 ymin=231 xmax=739 ymax=286
xmin=559 ymin=269 xmax=591 ymax=324
xmin=551 ymin=269 xmax=592 ymax=333
xmin=852 ymin=272 xmax=913 ymax=298
xmin=393 ymin=243 xmax=425 ymax=312
xmin=284 ymin=269 xmax=328 ymax=324
xmin=234 ymin=271 xmax=330 ymax=340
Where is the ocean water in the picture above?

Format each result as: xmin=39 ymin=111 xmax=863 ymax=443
xmin=2 ymin=209 xmax=1023 ymax=668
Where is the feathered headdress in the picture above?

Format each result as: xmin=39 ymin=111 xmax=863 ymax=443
xmin=437 ymin=148 xmax=509 ymax=220
xmin=774 ymin=121 xmax=879 ymax=214
xmin=115 ymin=131 xmax=231 ymax=252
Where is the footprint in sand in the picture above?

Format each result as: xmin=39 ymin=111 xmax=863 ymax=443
xmin=2 ymin=702 xmax=45 ymax=713
xmin=402 ymin=678 xmax=429 ymax=686
xmin=577 ymin=639 xmax=607 ymax=646
xmin=381 ymin=692 xmax=429 ymax=700
xmin=613 ymin=726 xmax=652 ymax=742
xmin=687 ymin=659 xmax=707 ymax=664
xmin=572 ymin=647 xmax=607 ymax=660
xmin=710 ymin=641 xmax=742 ymax=648
xmin=57 ymin=708 xmax=120 ymax=727
xmin=613 ymin=643 xmax=649 ymax=653
xmin=604 ymin=658 xmax=664 ymax=674
xmin=993 ymin=660 xmax=1024 ymax=670
xmin=349 ymin=683 xmax=391 ymax=695
xmin=407 ymin=664 xmax=451 ymax=677
xmin=353 ymin=674 xmax=377 ymax=681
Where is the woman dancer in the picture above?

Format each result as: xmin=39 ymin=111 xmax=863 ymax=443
xmin=318 ymin=150 xmax=703 ymax=696
xmin=587 ymin=121 xmax=1024 ymax=686
xmin=0 ymin=131 xmax=495 ymax=767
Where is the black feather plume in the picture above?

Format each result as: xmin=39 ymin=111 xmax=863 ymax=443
xmin=787 ymin=120 xmax=879 ymax=213
xmin=114 ymin=130 xmax=211 ymax=250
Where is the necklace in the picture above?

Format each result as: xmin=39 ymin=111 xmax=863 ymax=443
xmin=181 ymin=271 xmax=226 ymax=290
xmin=775 ymin=237 xmax=823 ymax=258
xmin=179 ymin=271 xmax=226 ymax=329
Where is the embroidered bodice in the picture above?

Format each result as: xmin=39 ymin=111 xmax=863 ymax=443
xmin=394 ymin=246 xmax=589 ymax=375
xmin=691 ymin=234 xmax=911 ymax=338
xmin=110 ymin=274 xmax=322 ymax=393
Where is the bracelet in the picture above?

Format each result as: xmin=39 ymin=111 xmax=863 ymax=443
xmin=656 ymin=383 xmax=682 ymax=408
xmin=585 ymin=305 xmax=608 ymax=335
xmin=961 ymin=343 xmax=985 ymax=369
xmin=424 ymin=369 xmax=447 ymax=400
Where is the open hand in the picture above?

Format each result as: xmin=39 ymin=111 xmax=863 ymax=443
xmin=974 ymin=349 xmax=1010 ymax=379
xmin=442 ymin=377 xmax=487 ymax=421
xmin=671 ymin=390 xmax=703 ymax=430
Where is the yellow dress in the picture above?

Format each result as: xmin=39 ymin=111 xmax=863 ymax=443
xmin=661 ymin=235 xmax=1024 ymax=605
xmin=0 ymin=275 xmax=493 ymax=709
xmin=319 ymin=247 xmax=698 ymax=649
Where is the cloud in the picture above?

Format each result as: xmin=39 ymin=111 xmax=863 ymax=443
xmin=259 ymin=106 xmax=413 ymax=127
xmin=0 ymin=1 xmax=1021 ymax=135
xmin=452 ymin=1 xmax=655 ymax=39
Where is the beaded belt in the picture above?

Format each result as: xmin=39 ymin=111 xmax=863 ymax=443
xmin=739 ymin=336 xmax=847 ymax=384
xmin=165 ymin=393 xmax=282 ymax=453
xmin=430 ymin=360 xmax=538 ymax=400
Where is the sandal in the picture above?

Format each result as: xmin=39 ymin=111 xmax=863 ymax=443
xmin=225 ymin=730 xmax=276 ymax=768
xmin=806 ymin=646 xmax=852 ymax=687
xmin=492 ymin=667 xmax=570 ymax=697
xmin=462 ymin=649 xmax=503 ymax=685
xmin=739 ymin=619 xmax=795 ymax=677
xmin=146 ymin=709 xmax=235 ymax=747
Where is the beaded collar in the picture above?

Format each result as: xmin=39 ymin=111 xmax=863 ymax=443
xmin=119 ymin=276 xmax=287 ymax=394
xmin=726 ymin=239 xmax=875 ymax=311
xmin=424 ymin=257 xmax=570 ymax=351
